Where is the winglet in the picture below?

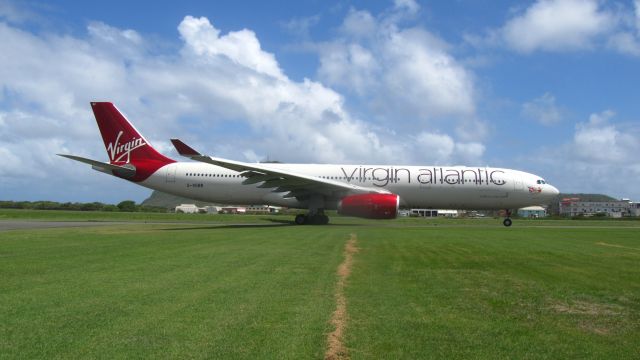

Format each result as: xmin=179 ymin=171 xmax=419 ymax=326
xmin=170 ymin=139 xmax=202 ymax=157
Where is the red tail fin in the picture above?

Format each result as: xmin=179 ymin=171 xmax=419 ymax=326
xmin=91 ymin=102 xmax=174 ymax=181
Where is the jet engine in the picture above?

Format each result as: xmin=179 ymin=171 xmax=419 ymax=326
xmin=337 ymin=193 xmax=400 ymax=219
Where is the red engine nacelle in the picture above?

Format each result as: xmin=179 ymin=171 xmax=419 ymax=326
xmin=337 ymin=193 xmax=400 ymax=219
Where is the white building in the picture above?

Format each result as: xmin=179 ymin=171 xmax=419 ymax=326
xmin=175 ymin=204 xmax=202 ymax=213
xmin=245 ymin=205 xmax=281 ymax=213
xmin=628 ymin=202 xmax=640 ymax=217
xmin=559 ymin=198 xmax=633 ymax=217
xmin=410 ymin=209 xmax=460 ymax=218
xmin=518 ymin=206 xmax=547 ymax=218
xmin=174 ymin=204 xmax=282 ymax=215
xmin=203 ymin=206 xmax=222 ymax=214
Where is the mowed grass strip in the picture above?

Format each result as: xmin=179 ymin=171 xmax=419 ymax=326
xmin=345 ymin=226 xmax=640 ymax=359
xmin=0 ymin=224 xmax=347 ymax=359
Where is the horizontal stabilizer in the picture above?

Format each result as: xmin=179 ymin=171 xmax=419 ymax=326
xmin=170 ymin=139 xmax=201 ymax=156
xmin=58 ymin=154 xmax=136 ymax=178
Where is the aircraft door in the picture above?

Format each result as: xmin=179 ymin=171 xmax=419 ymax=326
xmin=513 ymin=175 xmax=524 ymax=191
xmin=166 ymin=164 xmax=177 ymax=183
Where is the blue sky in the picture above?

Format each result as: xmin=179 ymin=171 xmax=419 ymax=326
xmin=1 ymin=0 xmax=639 ymax=203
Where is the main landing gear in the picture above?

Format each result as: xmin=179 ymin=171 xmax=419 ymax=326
xmin=294 ymin=211 xmax=329 ymax=225
xmin=503 ymin=210 xmax=513 ymax=227
xmin=295 ymin=195 xmax=330 ymax=225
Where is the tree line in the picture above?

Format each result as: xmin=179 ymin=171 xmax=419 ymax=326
xmin=0 ymin=200 xmax=167 ymax=213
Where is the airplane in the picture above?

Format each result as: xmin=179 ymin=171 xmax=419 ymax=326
xmin=59 ymin=102 xmax=560 ymax=226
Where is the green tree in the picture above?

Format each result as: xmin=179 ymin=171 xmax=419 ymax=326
xmin=117 ymin=200 xmax=137 ymax=212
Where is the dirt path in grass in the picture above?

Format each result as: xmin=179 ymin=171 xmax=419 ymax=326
xmin=595 ymin=242 xmax=640 ymax=251
xmin=325 ymin=233 xmax=358 ymax=360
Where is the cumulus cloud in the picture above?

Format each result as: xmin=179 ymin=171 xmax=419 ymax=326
xmin=178 ymin=16 xmax=285 ymax=80
xmin=636 ymin=0 xmax=640 ymax=32
xmin=531 ymin=110 xmax=640 ymax=199
xmin=522 ymin=93 xmax=562 ymax=125
xmin=469 ymin=0 xmax=640 ymax=57
xmin=317 ymin=42 xmax=379 ymax=96
xmin=393 ymin=0 xmax=420 ymax=16
xmin=415 ymin=132 xmax=485 ymax=165
xmin=340 ymin=9 xmax=377 ymax=39
xmin=281 ymin=15 xmax=320 ymax=39
xmin=316 ymin=4 xmax=477 ymax=126
xmin=571 ymin=110 xmax=638 ymax=163
xmin=502 ymin=0 xmax=614 ymax=53
xmin=608 ymin=31 xmax=640 ymax=56
xmin=0 ymin=0 xmax=34 ymax=23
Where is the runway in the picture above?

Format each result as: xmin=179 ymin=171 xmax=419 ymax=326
xmin=0 ymin=220 xmax=287 ymax=231
xmin=0 ymin=220 xmax=135 ymax=231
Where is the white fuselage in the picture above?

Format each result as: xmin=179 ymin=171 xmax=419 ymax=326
xmin=140 ymin=162 xmax=559 ymax=210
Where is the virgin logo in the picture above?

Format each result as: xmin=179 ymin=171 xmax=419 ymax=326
xmin=107 ymin=131 xmax=146 ymax=163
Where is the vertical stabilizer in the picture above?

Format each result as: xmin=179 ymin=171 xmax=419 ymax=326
xmin=90 ymin=102 xmax=174 ymax=181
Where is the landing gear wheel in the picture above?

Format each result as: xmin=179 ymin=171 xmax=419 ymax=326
xmin=503 ymin=218 xmax=512 ymax=227
xmin=295 ymin=214 xmax=307 ymax=225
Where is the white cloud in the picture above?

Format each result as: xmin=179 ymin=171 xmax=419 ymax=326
xmin=281 ymin=15 xmax=320 ymax=39
xmin=531 ymin=110 xmax=640 ymax=200
xmin=415 ymin=132 xmax=485 ymax=165
xmin=518 ymin=109 xmax=640 ymax=201
xmin=340 ymin=9 xmax=377 ymax=38
xmin=178 ymin=16 xmax=285 ymax=80
xmin=383 ymin=28 xmax=476 ymax=118
xmin=393 ymin=0 xmax=420 ymax=16
xmin=0 ymin=0 xmax=33 ymax=23
xmin=571 ymin=110 xmax=638 ymax=163
xmin=316 ymin=6 xmax=477 ymax=124
xmin=608 ymin=31 xmax=640 ymax=56
xmin=317 ymin=42 xmax=379 ymax=96
xmin=468 ymin=0 xmax=640 ymax=57
xmin=636 ymin=0 xmax=640 ymax=32
xmin=522 ymin=93 xmax=562 ymax=125
xmin=502 ymin=0 xmax=614 ymax=53
xmin=454 ymin=142 xmax=486 ymax=163
xmin=242 ymin=149 xmax=262 ymax=163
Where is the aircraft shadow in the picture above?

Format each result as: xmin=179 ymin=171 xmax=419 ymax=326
xmin=159 ymin=217 xmax=365 ymax=231
xmin=161 ymin=223 xmax=292 ymax=231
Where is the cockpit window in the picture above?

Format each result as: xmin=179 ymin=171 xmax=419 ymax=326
xmin=536 ymin=179 xmax=546 ymax=184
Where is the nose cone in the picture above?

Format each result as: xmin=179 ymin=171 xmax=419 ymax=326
xmin=544 ymin=185 xmax=560 ymax=198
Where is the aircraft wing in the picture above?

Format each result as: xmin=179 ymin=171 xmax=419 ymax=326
xmin=170 ymin=139 xmax=388 ymax=199
xmin=58 ymin=154 xmax=136 ymax=178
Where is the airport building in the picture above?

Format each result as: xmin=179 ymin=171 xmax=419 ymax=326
xmin=410 ymin=209 xmax=460 ymax=217
xmin=559 ymin=198 xmax=636 ymax=217
xmin=517 ymin=206 xmax=547 ymax=218
xmin=175 ymin=204 xmax=202 ymax=213
xmin=175 ymin=204 xmax=281 ymax=214
xmin=628 ymin=202 xmax=640 ymax=217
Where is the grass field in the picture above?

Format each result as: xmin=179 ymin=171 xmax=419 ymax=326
xmin=1 ymin=211 xmax=639 ymax=359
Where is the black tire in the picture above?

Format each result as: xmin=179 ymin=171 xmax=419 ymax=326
xmin=320 ymin=215 xmax=329 ymax=225
xmin=295 ymin=214 xmax=307 ymax=225
xmin=503 ymin=218 xmax=512 ymax=227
